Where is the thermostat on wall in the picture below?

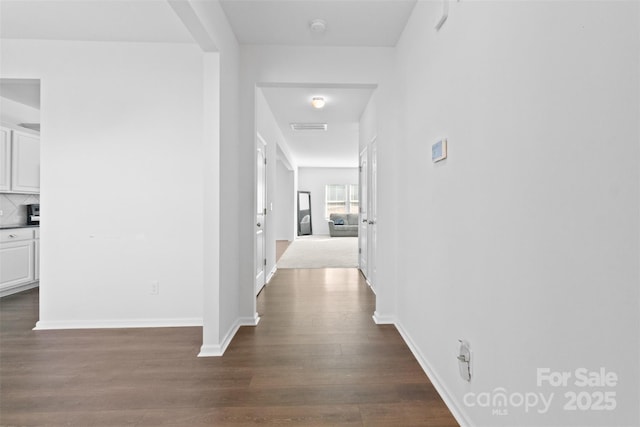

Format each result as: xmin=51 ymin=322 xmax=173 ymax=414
xmin=432 ymin=138 xmax=447 ymax=163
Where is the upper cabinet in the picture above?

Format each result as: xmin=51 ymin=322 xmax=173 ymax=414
xmin=0 ymin=127 xmax=40 ymax=194
xmin=11 ymin=131 xmax=40 ymax=193
xmin=0 ymin=128 xmax=10 ymax=191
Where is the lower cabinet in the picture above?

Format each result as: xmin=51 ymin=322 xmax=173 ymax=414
xmin=0 ymin=228 xmax=39 ymax=297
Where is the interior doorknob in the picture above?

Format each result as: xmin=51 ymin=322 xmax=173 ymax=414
xmin=368 ymin=220 xmax=375 ymax=225
xmin=257 ymin=222 xmax=261 ymax=227
xmin=362 ymin=218 xmax=367 ymax=223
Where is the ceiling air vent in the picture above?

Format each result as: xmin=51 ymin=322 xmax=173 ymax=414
xmin=290 ymin=123 xmax=327 ymax=131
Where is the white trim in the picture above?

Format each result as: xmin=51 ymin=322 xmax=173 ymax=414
xmin=372 ymin=311 xmax=395 ymax=325
xmin=365 ymin=278 xmax=376 ymax=294
xmin=370 ymin=311 xmax=471 ymax=424
xmin=266 ymin=265 xmax=277 ymax=284
xmin=394 ymin=320 xmax=473 ymax=427
xmin=198 ymin=314 xmax=260 ymax=357
xmin=255 ymin=131 xmax=267 ymax=298
xmin=197 ymin=344 xmax=225 ymax=357
xmin=34 ymin=317 xmax=203 ymax=330
xmin=256 ymin=132 xmax=268 ymax=148
xmin=0 ymin=281 xmax=39 ymax=298
xmin=244 ymin=313 xmax=260 ymax=326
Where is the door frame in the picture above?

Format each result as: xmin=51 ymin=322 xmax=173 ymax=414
xmin=255 ymin=133 xmax=267 ymax=296
xmin=367 ymin=136 xmax=378 ymax=290
xmin=359 ymin=146 xmax=368 ymax=277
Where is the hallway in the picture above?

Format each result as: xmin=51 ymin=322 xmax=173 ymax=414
xmin=1 ymin=268 xmax=457 ymax=426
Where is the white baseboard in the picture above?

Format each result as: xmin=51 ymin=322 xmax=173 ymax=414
xmin=358 ymin=269 xmax=376 ymax=294
xmin=371 ymin=312 xmax=471 ymax=424
xmin=394 ymin=320 xmax=472 ymax=427
xmin=266 ymin=265 xmax=277 ymax=283
xmin=240 ymin=313 xmax=260 ymax=327
xmin=1 ymin=281 xmax=39 ymax=298
xmin=198 ymin=313 xmax=260 ymax=357
xmin=33 ymin=317 xmax=203 ymax=330
xmin=372 ymin=311 xmax=395 ymax=324
xmin=198 ymin=344 xmax=224 ymax=357
xmin=366 ymin=279 xmax=376 ymax=294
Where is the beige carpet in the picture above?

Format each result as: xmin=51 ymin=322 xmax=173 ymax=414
xmin=277 ymin=235 xmax=358 ymax=269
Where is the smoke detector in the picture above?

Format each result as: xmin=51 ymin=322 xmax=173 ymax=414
xmin=309 ymin=19 xmax=327 ymax=34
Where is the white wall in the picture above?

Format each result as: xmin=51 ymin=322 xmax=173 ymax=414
xmin=0 ymin=40 xmax=206 ymax=328
xmin=185 ymin=0 xmax=249 ymax=354
xmin=275 ymin=158 xmax=295 ymax=241
xmin=255 ymin=88 xmax=293 ymax=280
xmin=298 ymin=167 xmax=359 ymax=236
xmin=394 ymin=2 xmax=639 ymax=426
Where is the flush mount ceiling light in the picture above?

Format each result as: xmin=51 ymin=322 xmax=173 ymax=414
xmin=311 ymin=96 xmax=326 ymax=109
xmin=309 ymin=19 xmax=327 ymax=34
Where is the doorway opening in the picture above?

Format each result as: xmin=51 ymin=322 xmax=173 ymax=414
xmin=0 ymin=79 xmax=42 ymax=303
xmin=253 ymin=82 xmax=378 ymax=297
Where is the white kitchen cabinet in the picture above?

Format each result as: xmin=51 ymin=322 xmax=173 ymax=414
xmin=11 ymin=130 xmax=40 ymax=193
xmin=0 ymin=127 xmax=10 ymax=191
xmin=0 ymin=229 xmax=35 ymax=295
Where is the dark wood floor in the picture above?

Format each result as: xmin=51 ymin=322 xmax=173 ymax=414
xmin=0 ymin=269 xmax=458 ymax=426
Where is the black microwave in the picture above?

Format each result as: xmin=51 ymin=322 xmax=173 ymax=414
xmin=27 ymin=204 xmax=40 ymax=225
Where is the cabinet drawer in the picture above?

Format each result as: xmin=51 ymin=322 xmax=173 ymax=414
xmin=0 ymin=228 xmax=34 ymax=243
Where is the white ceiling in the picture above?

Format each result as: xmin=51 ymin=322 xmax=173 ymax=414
xmin=261 ymin=85 xmax=375 ymax=168
xmin=0 ymin=79 xmax=40 ymax=109
xmin=0 ymin=0 xmax=414 ymax=168
xmin=224 ymin=1 xmax=415 ymax=168
xmin=220 ymin=0 xmax=416 ymax=47
xmin=0 ymin=1 xmax=194 ymax=43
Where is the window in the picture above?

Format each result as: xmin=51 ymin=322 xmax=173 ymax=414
xmin=325 ymin=184 xmax=359 ymax=218
xmin=349 ymin=184 xmax=359 ymax=214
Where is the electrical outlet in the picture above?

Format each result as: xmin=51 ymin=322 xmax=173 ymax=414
xmin=0 ymin=210 xmax=4 ymax=216
xmin=150 ymin=281 xmax=159 ymax=296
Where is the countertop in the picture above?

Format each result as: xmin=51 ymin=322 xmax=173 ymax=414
xmin=0 ymin=225 xmax=40 ymax=230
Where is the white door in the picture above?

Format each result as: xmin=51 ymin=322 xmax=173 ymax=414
xmin=255 ymin=136 xmax=267 ymax=295
xmin=368 ymin=138 xmax=378 ymax=290
xmin=359 ymin=147 xmax=368 ymax=276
